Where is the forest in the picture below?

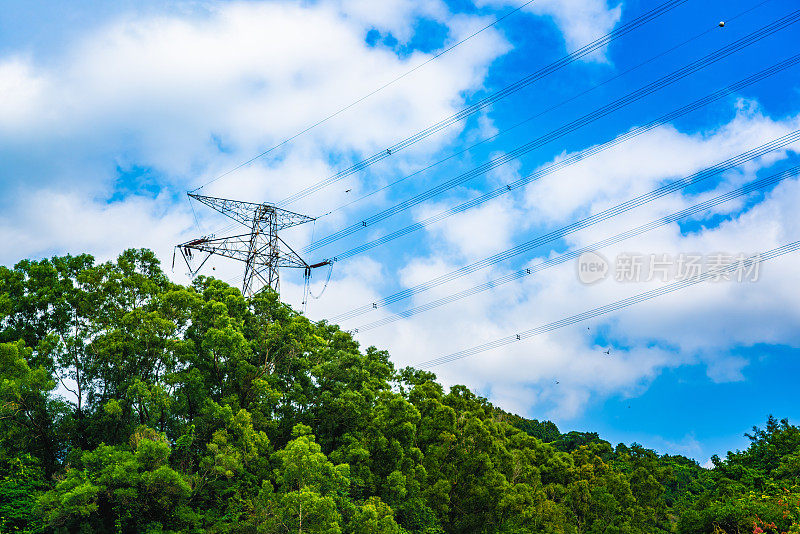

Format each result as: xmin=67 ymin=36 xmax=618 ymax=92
xmin=0 ymin=249 xmax=798 ymax=533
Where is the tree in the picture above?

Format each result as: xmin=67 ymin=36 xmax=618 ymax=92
xmin=1 ymin=248 xmax=797 ymax=534
xmin=264 ymin=424 xmax=350 ymax=533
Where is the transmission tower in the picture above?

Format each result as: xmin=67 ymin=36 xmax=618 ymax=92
xmin=175 ymin=193 xmax=330 ymax=298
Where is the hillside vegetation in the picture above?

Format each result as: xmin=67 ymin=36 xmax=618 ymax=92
xmin=0 ymin=249 xmax=798 ymax=533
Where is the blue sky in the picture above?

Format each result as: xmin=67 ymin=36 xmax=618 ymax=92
xmin=1 ymin=0 xmax=799 ymax=464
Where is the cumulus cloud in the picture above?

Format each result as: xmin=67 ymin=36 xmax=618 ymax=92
xmin=413 ymin=193 xmax=521 ymax=259
xmin=3 ymin=0 xmax=799 ymax=456
xmin=315 ymin=104 xmax=800 ymax=426
xmin=0 ymin=191 xmax=191 ymax=268
xmin=524 ymin=101 xmax=800 ymax=227
xmin=477 ymin=0 xmax=622 ymax=61
xmin=0 ymin=59 xmax=47 ymax=129
xmin=530 ymin=0 xmax=623 ymax=54
xmin=333 ymin=0 xmax=449 ymax=41
xmin=0 ymin=0 xmax=509 ymax=264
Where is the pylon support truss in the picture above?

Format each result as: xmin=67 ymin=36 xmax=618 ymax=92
xmin=176 ymin=194 xmax=329 ymax=298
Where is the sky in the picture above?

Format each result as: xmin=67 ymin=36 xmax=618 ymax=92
xmin=1 ymin=0 xmax=799 ymax=465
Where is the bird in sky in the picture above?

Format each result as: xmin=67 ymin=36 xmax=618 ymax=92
xmin=604 ymin=349 xmax=611 ymax=355
xmin=345 ymin=189 xmax=351 ymax=193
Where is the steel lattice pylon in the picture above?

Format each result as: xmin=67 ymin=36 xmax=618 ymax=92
xmin=176 ymin=193 xmax=329 ymax=298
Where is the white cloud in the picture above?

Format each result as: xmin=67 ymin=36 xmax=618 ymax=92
xmin=477 ymin=0 xmax=622 ymax=61
xmin=333 ymin=0 xmax=449 ymax=41
xmin=524 ymin=103 xmax=800 ymax=227
xmin=0 ymin=58 xmax=47 ymax=129
xmin=532 ymin=0 xmax=623 ymax=55
xmin=3 ymin=0 xmax=800 ymax=453
xmin=0 ymin=0 xmax=509 ymax=263
xmin=320 ymin=105 xmax=800 ymax=427
xmin=414 ymin=193 xmax=521 ymax=258
xmin=0 ymin=191 xmax=191 ymax=268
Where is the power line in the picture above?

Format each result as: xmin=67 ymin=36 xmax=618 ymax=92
xmin=352 ymin=166 xmax=800 ymax=331
xmin=415 ymin=241 xmax=800 ymax=368
xmin=210 ymin=9 xmax=717 ymax=247
xmin=205 ymin=0 xmax=776 ymax=274
xmin=198 ymin=0 xmax=773 ymax=249
xmin=320 ymin=51 xmax=800 ymax=261
xmin=187 ymin=195 xmax=203 ymax=231
xmin=328 ymin=129 xmax=800 ymax=322
xmin=312 ymin=0 xmax=774 ymax=223
xmin=309 ymin=11 xmax=800 ymax=254
xmin=276 ymin=0 xmax=691 ymax=207
xmin=190 ymin=0 xmax=538 ymax=193
xmin=211 ymin=1 xmax=784 ymax=289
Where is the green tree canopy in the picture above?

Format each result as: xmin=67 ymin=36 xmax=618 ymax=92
xmin=0 ymin=249 xmax=797 ymax=533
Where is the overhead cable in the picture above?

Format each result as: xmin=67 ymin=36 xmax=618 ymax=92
xmin=328 ymin=129 xmax=800 ymax=322
xmin=322 ymin=49 xmax=800 ymax=260
xmin=352 ymin=166 xmax=800 ymax=331
xmin=310 ymin=11 xmax=800 ymax=253
xmin=313 ymin=0 xmax=766 ymax=222
xmin=276 ymin=0 xmax=692 ymax=206
xmin=415 ymin=240 xmax=800 ymax=368
xmin=190 ymin=0 xmax=540 ymax=193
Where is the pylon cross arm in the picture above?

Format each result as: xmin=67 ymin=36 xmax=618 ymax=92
xmin=188 ymin=193 xmax=314 ymax=230
xmin=177 ymin=234 xmax=310 ymax=269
